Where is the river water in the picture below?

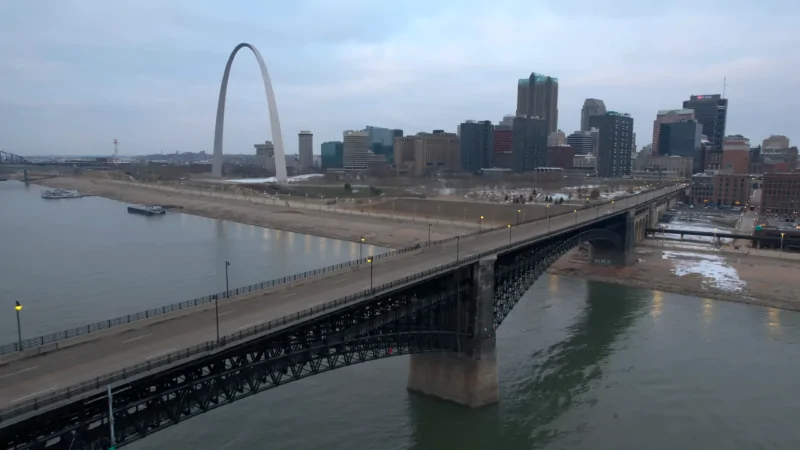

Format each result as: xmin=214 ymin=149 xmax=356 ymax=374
xmin=4 ymin=180 xmax=800 ymax=448
xmin=0 ymin=180 xmax=389 ymax=342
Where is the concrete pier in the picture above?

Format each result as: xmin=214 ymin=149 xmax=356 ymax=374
xmin=407 ymin=257 xmax=498 ymax=407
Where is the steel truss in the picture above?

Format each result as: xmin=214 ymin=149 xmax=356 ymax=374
xmin=493 ymin=228 xmax=624 ymax=328
xmin=1 ymin=270 xmax=474 ymax=450
xmin=0 ymin=151 xmax=29 ymax=165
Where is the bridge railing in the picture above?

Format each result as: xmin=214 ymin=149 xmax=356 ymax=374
xmin=0 ymin=184 xmax=684 ymax=423
xmin=0 ymin=243 xmax=421 ymax=357
xmin=0 ymin=184 xmax=683 ymax=357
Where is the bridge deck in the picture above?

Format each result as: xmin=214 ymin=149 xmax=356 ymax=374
xmin=0 ymin=186 xmax=681 ymax=410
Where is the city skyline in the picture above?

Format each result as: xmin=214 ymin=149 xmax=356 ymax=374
xmin=0 ymin=0 xmax=798 ymax=156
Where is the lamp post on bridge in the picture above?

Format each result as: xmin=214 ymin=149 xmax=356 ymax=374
xmin=479 ymin=216 xmax=484 ymax=233
xmin=456 ymin=235 xmax=460 ymax=261
xmin=360 ymin=236 xmax=365 ymax=261
xmin=547 ymin=205 xmax=551 ymax=231
xmin=368 ymin=257 xmax=374 ymax=291
xmin=516 ymin=209 xmax=521 ymax=225
xmin=14 ymin=301 xmax=22 ymax=351
xmin=612 ymin=200 xmax=615 ymax=212
xmin=574 ymin=209 xmax=578 ymax=224
xmin=781 ymin=232 xmax=785 ymax=257
xmin=216 ymin=261 xmax=230 ymax=344
xmin=507 ymin=224 xmax=512 ymax=243
xmin=428 ymin=223 xmax=431 ymax=246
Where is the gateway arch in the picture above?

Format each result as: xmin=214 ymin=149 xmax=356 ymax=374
xmin=212 ymin=43 xmax=287 ymax=183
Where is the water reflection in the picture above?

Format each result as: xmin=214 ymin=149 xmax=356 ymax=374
xmin=651 ymin=291 xmax=664 ymax=320
xmin=702 ymin=298 xmax=714 ymax=325
xmin=767 ymin=307 xmax=781 ymax=334
xmin=407 ymin=282 xmax=647 ymax=449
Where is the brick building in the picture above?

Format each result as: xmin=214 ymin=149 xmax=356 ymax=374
xmin=547 ymin=145 xmax=575 ymax=168
xmin=690 ymin=172 xmax=715 ymax=205
xmin=760 ymin=172 xmax=800 ymax=215
xmin=721 ymin=135 xmax=750 ymax=174
xmin=712 ymin=173 xmax=751 ymax=207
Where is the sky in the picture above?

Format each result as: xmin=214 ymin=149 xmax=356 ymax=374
xmin=1 ymin=0 xmax=798 ymax=157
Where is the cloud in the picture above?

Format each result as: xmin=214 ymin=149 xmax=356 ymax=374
xmin=0 ymin=0 xmax=798 ymax=156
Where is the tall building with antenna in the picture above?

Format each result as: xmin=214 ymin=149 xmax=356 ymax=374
xmin=683 ymin=94 xmax=728 ymax=152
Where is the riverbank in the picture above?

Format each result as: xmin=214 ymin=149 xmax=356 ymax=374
xmin=34 ymin=176 xmax=475 ymax=248
xmin=549 ymin=245 xmax=800 ymax=312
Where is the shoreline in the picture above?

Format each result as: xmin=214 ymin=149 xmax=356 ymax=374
xmin=32 ymin=176 xmax=478 ymax=249
xmin=548 ymin=247 xmax=800 ymax=313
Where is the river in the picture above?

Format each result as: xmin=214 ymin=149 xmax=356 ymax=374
xmin=0 ymin=180 xmax=389 ymax=341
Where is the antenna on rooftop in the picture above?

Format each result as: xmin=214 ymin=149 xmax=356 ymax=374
xmin=722 ymin=77 xmax=727 ymax=99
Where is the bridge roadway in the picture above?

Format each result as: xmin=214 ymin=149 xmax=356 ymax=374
xmin=0 ymin=185 xmax=681 ymax=410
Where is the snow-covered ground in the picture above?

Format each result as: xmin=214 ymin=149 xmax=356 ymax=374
xmin=661 ymin=251 xmax=746 ymax=292
xmin=226 ymin=174 xmax=324 ymax=184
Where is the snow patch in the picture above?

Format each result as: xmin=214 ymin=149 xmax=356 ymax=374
xmin=226 ymin=174 xmax=324 ymax=184
xmin=661 ymin=251 xmax=745 ymax=292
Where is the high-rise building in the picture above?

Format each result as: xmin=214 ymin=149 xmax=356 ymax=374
xmin=651 ymin=109 xmax=695 ymax=155
xmin=459 ymin=120 xmax=494 ymax=174
xmin=580 ymin=99 xmax=606 ymax=132
xmin=342 ymin=131 xmax=369 ymax=170
xmin=589 ymin=112 xmax=634 ymax=178
xmin=516 ymin=73 xmax=558 ymax=134
xmin=320 ymin=141 xmax=343 ymax=171
xmin=365 ymin=125 xmax=403 ymax=164
xmin=682 ymin=95 xmax=728 ymax=151
xmin=658 ymin=119 xmax=703 ymax=173
xmin=511 ymin=116 xmax=548 ymax=172
xmin=298 ymin=131 xmax=313 ymax=171
xmin=566 ymin=129 xmax=599 ymax=156
xmin=393 ymin=136 xmax=416 ymax=169
xmin=763 ymin=135 xmax=790 ymax=149
xmin=721 ymin=135 xmax=750 ymax=174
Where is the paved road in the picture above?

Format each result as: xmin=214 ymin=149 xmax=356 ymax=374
xmin=0 ymin=186 xmax=682 ymax=409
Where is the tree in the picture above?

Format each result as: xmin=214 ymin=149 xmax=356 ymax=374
xmin=344 ymin=183 xmax=352 ymax=192
xmin=590 ymin=188 xmax=600 ymax=200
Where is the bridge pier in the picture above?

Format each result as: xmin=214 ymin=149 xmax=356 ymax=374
xmin=590 ymin=211 xmax=636 ymax=267
xmin=407 ymin=257 xmax=498 ymax=408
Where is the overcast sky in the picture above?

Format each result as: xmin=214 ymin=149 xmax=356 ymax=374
xmin=1 ymin=0 xmax=797 ymax=157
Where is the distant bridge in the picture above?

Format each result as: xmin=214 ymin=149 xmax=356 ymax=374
xmin=647 ymin=227 xmax=793 ymax=245
xmin=647 ymin=227 xmax=800 ymax=249
xmin=0 ymin=151 xmax=30 ymax=165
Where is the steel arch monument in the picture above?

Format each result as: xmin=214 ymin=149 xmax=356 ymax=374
xmin=212 ymin=43 xmax=287 ymax=183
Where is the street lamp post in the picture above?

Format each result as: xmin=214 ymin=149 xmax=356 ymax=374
xmin=479 ymin=216 xmax=484 ymax=233
xmin=14 ymin=301 xmax=22 ymax=350
xmin=360 ymin=236 xmax=365 ymax=261
xmin=368 ymin=257 xmax=374 ymax=290
xmin=428 ymin=224 xmax=431 ymax=246
xmin=508 ymin=224 xmax=512 ymax=243
xmin=574 ymin=209 xmax=578 ymax=224
xmin=516 ymin=209 xmax=521 ymax=225
xmin=456 ymin=235 xmax=460 ymax=261
xmin=612 ymin=200 xmax=615 ymax=212
xmin=781 ymin=232 xmax=785 ymax=257
xmin=546 ymin=205 xmax=551 ymax=231
xmin=216 ymin=261 xmax=230 ymax=343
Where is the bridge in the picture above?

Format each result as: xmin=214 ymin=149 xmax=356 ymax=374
xmin=0 ymin=185 xmax=685 ymax=449
xmin=0 ymin=151 xmax=30 ymax=165
xmin=646 ymin=227 xmax=796 ymax=247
